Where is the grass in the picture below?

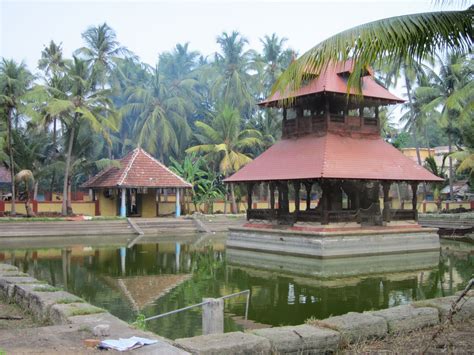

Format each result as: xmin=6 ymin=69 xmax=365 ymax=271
xmin=33 ymin=285 xmax=62 ymax=292
xmin=17 ymin=281 xmax=47 ymax=285
xmin=132 ymin=313 xmax=147 ymax=331
xmin=67 ymin=305 xmax=105 ymax=316
xmin=55 ymin=297 xmax=85 ymax=304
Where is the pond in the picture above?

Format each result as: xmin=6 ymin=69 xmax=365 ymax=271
xmin=2 ymin=236 xmax=473 ymax=340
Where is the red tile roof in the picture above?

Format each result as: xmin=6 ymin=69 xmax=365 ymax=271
xmin=0 ymin=166 xmax=11 ymax=184
xmin=82 ymin=148 xmax=192 ymax=189
xmin=224 ymin=133 xmax=442 ymax=183
xmin=260 ymin=60 xmax=403 ymax=106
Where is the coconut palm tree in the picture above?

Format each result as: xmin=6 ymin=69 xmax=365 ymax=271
xmin=417 ymin=53 xmax=473 ymax=200
xmin=43 ymin=56 xmax=118 ymax=215
xmin=213 ymin=31 xmax=257 ymax=117
xmin=186 ymin=105 xmax=262 ymax=212
xmin=273 ymin=6 xmax=473 ymax=98
xmin=0 ymin=59 xmax=34 ymax=216
xmin=259 ymin=34 xmax=295 ymax=94
xmin=122 ymin=64 xmax=192 ymax=162
xmin=75 ymin=23 xmax=133 ymax=90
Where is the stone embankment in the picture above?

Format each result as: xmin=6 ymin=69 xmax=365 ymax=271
xmin=0 ymin=263 xmax=187 ymax=354
xmin=3 ymin=260 xmax=472 ymax=354
xmin=173 ymin=292 xmax=474 ymax=354
xmin=0 ymin=214 xmax=246 ymax=238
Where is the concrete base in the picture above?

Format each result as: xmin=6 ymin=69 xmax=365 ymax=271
xmin=228 ymin=225 xmax=440 ymax=259
xmin=226 ymin=248 xmax=439 ymax=279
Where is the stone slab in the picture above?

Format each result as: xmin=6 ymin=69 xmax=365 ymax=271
xmin=252 ymin=324 xmax=340 ymax=354
xmin=50 ymin=302 xmax=105 ymax=324
xmin=370 ymin=305 xmax=438 ymax=333
xmin=175 ymin=331 xmax=271 ymax=355
xmin=318 ymin=311 xmax=388 ymax=343
xmin=414 ymin=296 xmax=474 ymax=322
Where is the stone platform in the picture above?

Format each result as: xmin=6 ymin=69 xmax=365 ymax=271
xmin=227 ymin=222 xmax=440 ymax=259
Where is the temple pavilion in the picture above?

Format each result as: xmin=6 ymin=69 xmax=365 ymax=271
xmin=225 ymin=60 xmax=442 ymax=226
xmin=82 ymin=148 xmax=191 ymax=217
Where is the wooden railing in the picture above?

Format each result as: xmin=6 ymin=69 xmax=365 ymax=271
xmin=282 ymin=114 xmax=379 ymax=138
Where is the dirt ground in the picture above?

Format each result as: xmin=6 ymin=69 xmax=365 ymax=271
xmin=0 ymin=299 xmax=97 ymax=354
xmin=343 ymin=319 xmax=474 ymax=354
xmin=0 ymin=299 xmax=39 ymax=330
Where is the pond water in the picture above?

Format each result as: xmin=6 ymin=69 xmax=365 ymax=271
xmin=2 ymin=236 xmax=473 ymax=340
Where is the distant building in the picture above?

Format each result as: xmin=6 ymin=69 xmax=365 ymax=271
xmin=401 ymin=148 xmax=435 ymax=164
xmin=0 ymin=165 xmax=12 ymax=199
xmin=82 ymin=148 xmax=192 ymax=217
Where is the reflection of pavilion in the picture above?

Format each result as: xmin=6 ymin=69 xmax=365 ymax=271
xmin=226 ymin=248 xmax=439 ymax=280
xmin=102 ymin=273 xmax=192 ymax=312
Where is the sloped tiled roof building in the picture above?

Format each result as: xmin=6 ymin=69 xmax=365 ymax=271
xmin=83 ymin=148 xmax=191 ymax=217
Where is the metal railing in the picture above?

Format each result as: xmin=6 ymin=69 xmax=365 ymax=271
xmin=144 ymin=289 xmax=250 ymax=322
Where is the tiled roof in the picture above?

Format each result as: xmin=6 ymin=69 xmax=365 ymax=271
xmin=0 ymin=166 xmax=11 ymax=184
xmin=82 ymin=148 xmax=192 ymax=189
xmin=260 ymin=60 xmax=403 ymax=106
xmin=224 ymin=133 xmax=443 ymax=183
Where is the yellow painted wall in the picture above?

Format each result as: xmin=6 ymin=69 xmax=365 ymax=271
xmin=4 ymin=202 xmax=27 ymax=214
xmin=37 ymin=202 xmax=62 ymax=213
xmin=141 ymin=191 xmax=157 ymax=217
xmin=98 ymin=190 xmax=117 ymax=216
xmin=72 ymin=203 xmax=96 ymax=216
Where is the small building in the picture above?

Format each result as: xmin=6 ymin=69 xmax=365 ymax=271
xmin=224 ymin=60 xmax=443 ymax=226
xmin=0 ymin=165 xmax=12 ymax=200
xmin=401 ymin=148 xmax=435 ymax=164
xmin=82 ymin=148 xmax=192 ymax=217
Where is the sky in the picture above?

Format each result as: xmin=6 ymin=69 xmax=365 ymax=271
xmin=0 ymin=0 xmax=468 ymax=125
xmin=1 ymin=0 xmax=465 ymax=71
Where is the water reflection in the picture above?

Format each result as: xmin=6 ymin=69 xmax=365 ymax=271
xmin=1 ymin=239 xmax=472 ymax=340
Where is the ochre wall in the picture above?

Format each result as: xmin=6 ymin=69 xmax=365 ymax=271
xmin=98 ymin=190 xmax=117 ymax=216
xmin=141 ymin=191 xmax=157 ymax=217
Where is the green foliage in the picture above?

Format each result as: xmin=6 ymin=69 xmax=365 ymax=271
xmin=132 ymin=313 xmax=147 ymax=331
xmin=33 ymin=285 xmax=63 ymax=292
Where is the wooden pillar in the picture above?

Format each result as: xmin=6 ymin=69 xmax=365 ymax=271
xmin=284 ymin=181 xmax=289 ymax=213
xmin=247 ymin=183 xmax=254 ymax=211
xmin=382 ymin=181 xmax=391 ymax=222
xmin=321 ymin=181 xmax=329 ymax=225
xmin=411 ymin=182 xmax=419 ymax=221
xmin=305 ymin=182 xmax=312 ymax=211
xmin=277 ymin=183 xmax=283 ymax=210
xmin=293 ymin=181 xmax=301 ymax=214
xmin=269 ymin=182 xmax=275 ymax=211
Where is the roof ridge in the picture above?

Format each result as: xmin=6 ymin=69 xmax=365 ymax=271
xmin=140 ymin=149 xmax=192 ymax=187
xmin=118 ymin=148 xmax=140 ymax=186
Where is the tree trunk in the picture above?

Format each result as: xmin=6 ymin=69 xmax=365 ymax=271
xmin=24 ymin=182 xmax=34 ymax=217
xmin=230 ymin=183 xmax=237 ymax=214
xmin=33 ymin=181 xmax=38 ymax=201
xmin=62 ymin=123 xmax=75 ymax=216
xmin=6 ymin=108 xmax=16 ymax=216
xmin=67 ymin=176 xmax=73 ymax=215
xmin=404 ymin=72 xmax=426 ymax=199
xmin=448 ymin=129 xmax=454 ymax=201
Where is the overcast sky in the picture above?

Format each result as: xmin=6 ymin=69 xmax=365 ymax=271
xmin=1 ymin=0 xmax=465 ymax=72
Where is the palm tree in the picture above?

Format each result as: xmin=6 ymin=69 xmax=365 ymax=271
xmin=75 ymin=23 xmax=133 ymax=90
xmin=259 ymin=34 xmax=295 ymax=94
xmin=417 ymin=53 xmax=473 ymax=200
xmin=123 ymin=65 xmax=191 ymax=162
xmin=43 ymin=56 xmax=117 ymax=215
xmin=273 ymin=6 xmax=473 ymax=98
xmin=213 ymin=31 xmax=257 ymax=117
xmin=186 ymin=105 xmax=262 ymax=212
xmin=0 ymin=59 xmax=34 ymax=216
